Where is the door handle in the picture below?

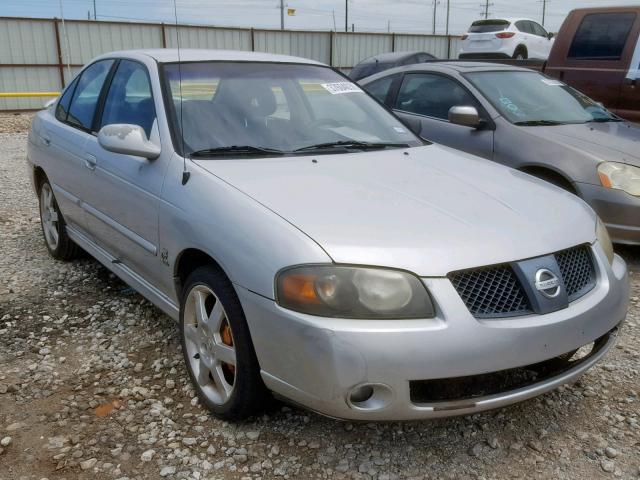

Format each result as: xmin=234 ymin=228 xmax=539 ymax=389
xmin=84 ymin=154 xmax=97 ymax=171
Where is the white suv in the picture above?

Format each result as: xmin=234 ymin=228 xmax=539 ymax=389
xmin=459 ymin=18 xmax=554 ymax=60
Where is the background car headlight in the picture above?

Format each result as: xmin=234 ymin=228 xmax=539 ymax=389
xmin=597 ymin=162 xmax=640 ymax=196
xmin=276 ymin=265 xmax=435 ymax=319
xmin=596 ymin=217 xmax=614 ymax=265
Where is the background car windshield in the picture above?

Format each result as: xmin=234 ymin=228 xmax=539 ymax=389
xmin=162 ymin=62 xmax=420 ymax=155
xmin=465 ymin=70 xmax=618 ymax=124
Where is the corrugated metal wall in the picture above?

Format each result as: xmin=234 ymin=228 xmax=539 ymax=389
xmin=0 ymin=16 xmax=462 ymax=111
xmin=333 ymin=33 xmax=393 ymax=68
xmin=394 ymin=35 xmax=451 ymax=59
xmin=61 ymin=21 xmax=162 ymax=64
xmin=165 ymin=26 xmax=252 ymax=51
xmin=253 ymin=31 xmax=330 ymax=64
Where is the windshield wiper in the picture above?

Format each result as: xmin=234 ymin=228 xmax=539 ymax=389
xmin=513 ymin=120 xmax=566 ymax=126
xmin=189 ymin=145 xmax=286 ymax=157
xmin=587 ymin=117 xmax=624 ymax=123
xmin=294 ymin=140 xmax=410 ymax=152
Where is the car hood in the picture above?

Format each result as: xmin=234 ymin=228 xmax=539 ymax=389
xmin=195 ymin=145 xmax=596 ymax=277
xmin=521 ymin=121 xmax=640 ymax=167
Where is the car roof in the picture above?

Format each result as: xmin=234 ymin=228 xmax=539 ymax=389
xmin=359 ymin=61 xmax=537 ymax=83
xmin=358 ymin=51 xmax=428 ymax=64
xmin=93 ymin=48 xmax=325 ymax=65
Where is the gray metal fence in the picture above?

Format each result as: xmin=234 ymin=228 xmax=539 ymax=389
xmin=0 ymin=16 xmax=462 ymax=111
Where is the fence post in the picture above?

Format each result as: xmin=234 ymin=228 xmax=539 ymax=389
xmin=161 ymin=23 xmax=166 ymax=48
xmin=391 ymin=32 xmax=396 ymax=52
xmin=250 ymin=28 xmax=255 ymax=51
xmin=329 ymin=30 xmax=334 ymax=66
xmin=447 ymin=35 xmax=451 ymax=59
xmin=53 ymin=18 xmax=66 ymax=88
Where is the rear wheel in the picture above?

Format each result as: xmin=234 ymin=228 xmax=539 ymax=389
xmin=39 ymin=181 xmax=81 ymax=260
xmin=180 ymin=266 xmax=268 ymax=420
xmin=513 ymin=47 xmax=527 ymax=60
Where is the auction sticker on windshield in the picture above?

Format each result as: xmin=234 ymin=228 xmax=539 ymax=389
xmin=321 ymin=82 xmax=364 ymax=94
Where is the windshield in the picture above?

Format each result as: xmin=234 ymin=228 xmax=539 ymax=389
xmin=162 ymin=62 xmax=421 ymax=156
xmin=464 ymin=70 xmax=620 ymax=125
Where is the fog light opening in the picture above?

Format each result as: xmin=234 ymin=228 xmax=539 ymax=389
xmin=350 ymin=385 xmax=374 ymax=404
xmin=347 ymin=383 xmax=394 ymax=411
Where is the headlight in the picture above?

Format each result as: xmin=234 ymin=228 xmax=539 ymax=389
xmin=597 ymin=162 xmax=640 ymax=196
xmin=596 ymin=217 xmax=614 ymax=265
xmin=275 ymin=265 xmax=435 ymax=319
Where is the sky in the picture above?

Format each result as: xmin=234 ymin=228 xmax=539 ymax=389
xmin=1 ymin=0 xmax=639 ymax=35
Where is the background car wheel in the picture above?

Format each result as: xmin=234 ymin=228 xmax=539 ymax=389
xmin=180 ymin=266 xmax=269 ymax=420
xmin=39 ymin=180 xmax=81 ymax=260
xmin=512 ymin=47 xmax=527 ymax=60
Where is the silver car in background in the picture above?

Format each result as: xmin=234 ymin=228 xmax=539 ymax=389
xmin=27 ymin=50 xmax=629 ymax=421
xmin=360 ymin=62 xmax=640 ymax=245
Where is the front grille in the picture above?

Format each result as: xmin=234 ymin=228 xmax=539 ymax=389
xmin=409 ymin=329 xmax=613 ymax=405
xmin=449 ymin=266 xmax=532 ymax=318
xmin=450 ymin=245 xmax=596 ymax=318
xmin=556 ymin=245 xmax=596 ymax=301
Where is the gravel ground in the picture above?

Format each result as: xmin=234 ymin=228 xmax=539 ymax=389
xmin=1 ymin=116 xmax=639 ymax=480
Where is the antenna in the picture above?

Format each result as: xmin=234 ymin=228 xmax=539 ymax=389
xmin=58 ymin=0 xmax=72 ymax=82
xmin=173 ymin=0 xmax=190 ymax=185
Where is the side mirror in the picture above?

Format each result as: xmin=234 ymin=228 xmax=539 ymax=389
xmin=448 ymin=106 xmax=482 ymax=128
xmin=97 ymin=124 xmax=161 ymax=159
xmin=547 ymin=32 xmax=554 ymax=40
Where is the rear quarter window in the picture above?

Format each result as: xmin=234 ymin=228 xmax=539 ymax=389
xmin=568 ymin=12 xmax=637 ymax=60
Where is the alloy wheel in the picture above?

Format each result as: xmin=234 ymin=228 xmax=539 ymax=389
xmin=40 ymin=183 xmax=59 ymax=250
xmin=183 ymin=285 xmax=237 ymax=405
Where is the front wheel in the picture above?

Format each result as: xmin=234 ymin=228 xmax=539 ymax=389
xmin=180 ymin=266 xmax=268 ymax=420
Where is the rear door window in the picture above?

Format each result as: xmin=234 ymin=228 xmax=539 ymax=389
xmin=568 ymin=13 xmax=637 ymax=60
xmin=515 ymin=21 xmax=533 ymax=34
xmin=469 ymin=20 xmax=510 ymax=33
xmin=67 ymin=59 xmax=114 ymax=131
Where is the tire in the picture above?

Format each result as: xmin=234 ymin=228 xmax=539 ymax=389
xmin=179 ymin=266 xmax=268 ymax=420
xmin=38 ymin=180 xmax=81 ymax=260
xmin=513 ymin=47 xmax=527 ymax=60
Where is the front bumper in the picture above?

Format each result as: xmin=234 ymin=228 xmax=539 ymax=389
xmin=237 ymin=244 xmax=628 ymax=420
xmin=577 ymin=182 xmax=640 ymax=245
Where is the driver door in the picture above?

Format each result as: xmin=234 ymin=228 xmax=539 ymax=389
xmin=391 ymin=73 xmax=494 ymax=159
xmin=82 ymin=59 xmax=168 ymax=282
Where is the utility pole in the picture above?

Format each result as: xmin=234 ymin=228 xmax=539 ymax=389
xmin=481 ymin=1 xmax=493 ymax=19
xmin=432 ymin=0 xmax=437 ymax=35
xmin=445 ymin=0 xmax=450 ymax=35
xmin=345 ymin=0 xmax=348 ymax=32
xmin=93 ymin=0 xmax=96 ymax=20
xmin=542 ymin=0 xmax=547 ymax=26
xmin=387 ymin=19 xmax=391 ymax=33
xmin=280 ymin=0 xmax=284 ymax=30
xmin=332 ymin=9 xmax=336 ymax=31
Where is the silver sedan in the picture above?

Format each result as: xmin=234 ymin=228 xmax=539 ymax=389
xmin=27 ymin=49 xmax=629 ymax=421
xmin=359 ymin=62 xmax=640 ymax=245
